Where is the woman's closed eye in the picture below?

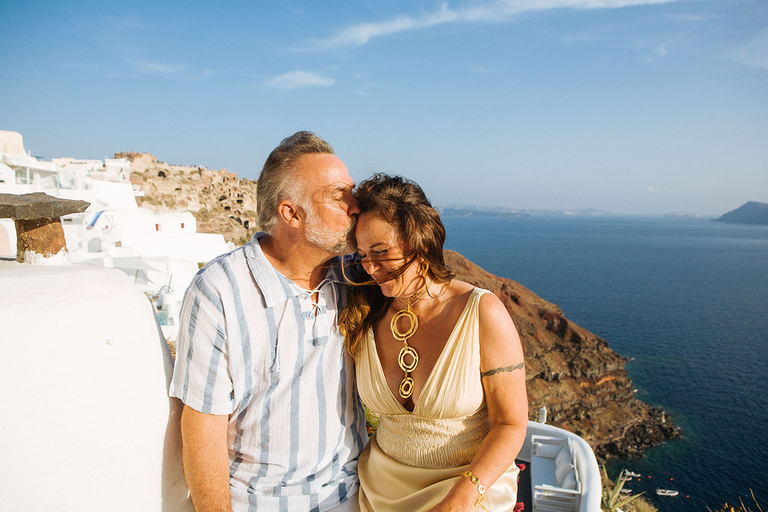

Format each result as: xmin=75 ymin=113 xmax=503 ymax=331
xmin=356 ymin=248 xmax=388 ymax=260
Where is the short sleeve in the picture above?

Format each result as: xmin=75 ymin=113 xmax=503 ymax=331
xmin=169 ymin=281 xmax=235 ymax=415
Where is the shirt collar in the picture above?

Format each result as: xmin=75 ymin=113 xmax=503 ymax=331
xmin=244 ymin=232 xmax=347 ymax=309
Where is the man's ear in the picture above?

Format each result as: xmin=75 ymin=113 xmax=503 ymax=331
xmin=277 ymin=200 xmax=302 ymax=228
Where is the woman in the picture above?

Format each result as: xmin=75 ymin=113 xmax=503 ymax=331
xmin=340 ymin=174 xmax=528 ymax=511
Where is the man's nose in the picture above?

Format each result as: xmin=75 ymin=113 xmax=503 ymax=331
xmin=347 ymin=195 xmax=360 ymax=216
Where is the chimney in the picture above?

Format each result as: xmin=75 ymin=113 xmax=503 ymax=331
xmin=0 ymin=192 xmax=90 ymax=264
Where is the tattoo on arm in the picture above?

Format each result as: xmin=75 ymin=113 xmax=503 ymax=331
xmin=480 ymin=362 xmax=525 ymax=378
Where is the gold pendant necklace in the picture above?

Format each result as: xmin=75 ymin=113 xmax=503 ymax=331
xmin=391 ymin=287 xmax=427 ymax=399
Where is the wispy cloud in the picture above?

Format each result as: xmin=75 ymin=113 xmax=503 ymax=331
xmin=266 ymin=71 xmax=336 ymax=90
xmin=562 ymin=34 xmax=602 ymax=44
xmin=667 ymin=13 xmax=712 ymax=22
xmin=351 ymin=81 xmax=391 ymax=96
xmin=132 ymin=61 xmax=184 ymax=75
xmin=735 ymin=28 xmax=768 ymax=70
xmin=317 ymin=0 xmax=680 ymax=48
xmin=638 ymin=39 xmax=669 ymax=63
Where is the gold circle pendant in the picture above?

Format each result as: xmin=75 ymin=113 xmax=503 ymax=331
xmin=398 ymin=344 xmax=419 ymax=373
xmin=399 ymin=376 xmax=415 ymax=399
xmin=391 ymin=308 xmax=418 ymax=341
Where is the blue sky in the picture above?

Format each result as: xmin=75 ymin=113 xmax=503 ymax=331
xmin=2 ymin=0 xmax=767 ymax=215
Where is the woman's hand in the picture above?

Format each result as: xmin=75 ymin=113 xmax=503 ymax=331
xmin=427 ymin=472 xmax=488 ymax=512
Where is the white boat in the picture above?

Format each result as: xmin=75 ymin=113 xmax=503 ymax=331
xmin=656 ymin=488 xmax=679 ymax=497
xmin=622 ymin=469 xmax=641 ymax=478
xmin=517 ymin=414 xmax=602 ymax=512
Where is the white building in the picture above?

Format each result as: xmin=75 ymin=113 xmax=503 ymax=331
xmin=1 ymin=130 xmax=234 ymax=340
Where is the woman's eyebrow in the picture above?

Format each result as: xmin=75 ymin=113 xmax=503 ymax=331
xmin=356 ymin=242 xmax=388 ymax=255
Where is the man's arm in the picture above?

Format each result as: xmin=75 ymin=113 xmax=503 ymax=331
xmin=180 ymin=405 xmax=232 ymax=512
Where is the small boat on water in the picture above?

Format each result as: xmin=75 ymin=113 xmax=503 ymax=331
xmin=656 ymin=488 xmax=679 ymax=497
xmin=622 ymin=469 xmax=641 ymax=478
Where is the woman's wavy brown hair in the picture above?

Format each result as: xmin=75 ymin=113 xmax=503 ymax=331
xmin=339 ymin=173 xmax=455 ymax=358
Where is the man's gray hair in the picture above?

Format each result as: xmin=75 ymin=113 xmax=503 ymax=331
xmin=256 ymin=131 xmax=335 ymax=234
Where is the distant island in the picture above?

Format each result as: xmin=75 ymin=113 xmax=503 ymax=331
xmin=441 ymin=204 xmax=609 ymax=218
xmin=442 ymin=207 xmax=529 ymax=218
xmin=714 ymin=201 xmax=768 ymax=225
xmin=663 ymin=212 xmax=704 ymax=219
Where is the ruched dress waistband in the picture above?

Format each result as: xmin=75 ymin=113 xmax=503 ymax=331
xmin=375 ymin=405 xmax=491 ymax=468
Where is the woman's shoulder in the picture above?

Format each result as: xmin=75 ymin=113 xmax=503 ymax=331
xmin=446 ymin=281 xmax=518 ymax=350
xmin=442 ymin=279 xmax=476 ymax=305
xmin=448 ymin=280 xmax=511 ymax=323
xmin=448 ymin=279 xmax=475 ymax=294
xmin=449 ymin=280 xmax=496 ymax=301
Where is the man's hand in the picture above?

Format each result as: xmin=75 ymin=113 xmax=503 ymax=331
xmin=180 ymin=405 xmax=232 ymax=512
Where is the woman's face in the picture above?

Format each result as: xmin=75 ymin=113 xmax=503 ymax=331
xmin=355 ymin=212 xmax=423 ymax=298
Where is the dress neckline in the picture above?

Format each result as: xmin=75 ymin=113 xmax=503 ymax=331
xmin=369 ymin=287 xmax=481 ymax=414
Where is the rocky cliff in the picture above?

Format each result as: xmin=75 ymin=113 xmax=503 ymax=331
xmin=445 ymin=251 xmax=679 ymax=460
xmin=119 ymin=152 xmax=259 ymax=245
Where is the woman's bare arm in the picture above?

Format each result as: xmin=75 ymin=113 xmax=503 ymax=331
xmin=429 ymin=292 xmax=528 ymax=512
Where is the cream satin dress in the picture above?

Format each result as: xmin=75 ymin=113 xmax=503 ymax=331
xmin=357 ymin=288 xmax=519 ymax=511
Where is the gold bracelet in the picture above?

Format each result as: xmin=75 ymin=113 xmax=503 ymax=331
xmin=461 ymin=470 xmax=486 ymax=508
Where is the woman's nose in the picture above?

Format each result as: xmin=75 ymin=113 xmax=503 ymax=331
xmin=361 ymin=258 xmax=377 ymax=275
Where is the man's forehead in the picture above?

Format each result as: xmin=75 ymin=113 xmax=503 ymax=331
xmin=313 ymin=180 xmax=354 ymax=202
xmin=296 ymin=153 xmax=354 ymax=189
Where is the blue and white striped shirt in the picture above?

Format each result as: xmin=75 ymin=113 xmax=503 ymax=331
xmin=170 ymin=233 xmax=366 ymax=512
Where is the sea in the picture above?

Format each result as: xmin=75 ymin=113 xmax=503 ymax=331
xmin=442 ymin=215 xmax=768 ymax=512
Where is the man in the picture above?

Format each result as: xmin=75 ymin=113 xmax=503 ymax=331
xmin=170 ymin=131 xmax=366 ymax=512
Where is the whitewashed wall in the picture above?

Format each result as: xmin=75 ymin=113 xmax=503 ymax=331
xmin=0 ymin=263 xmax=193 ymax=512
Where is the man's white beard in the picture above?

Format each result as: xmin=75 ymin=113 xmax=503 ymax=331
xmin=303 ymin=206 xmax=355 ymax=255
